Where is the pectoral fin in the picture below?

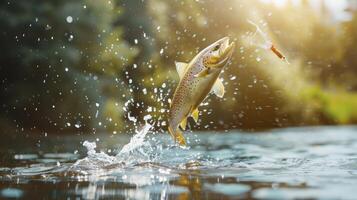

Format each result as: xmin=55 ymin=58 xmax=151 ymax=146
xmin=195 ymin=68 xmax=210 ymax=78
xmin=212 ymin=78 xmax=225 ymax=98
xmin=179 ymin=117 xmax=188 ymax=130
xmin=175 ymin=62 xmax=189 ymax=80
xmin=191 ymin=108 xmax=199 ymax=124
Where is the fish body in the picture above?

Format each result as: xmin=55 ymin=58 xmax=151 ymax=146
xmin=168 ymin=37 xmax=235 ymax=145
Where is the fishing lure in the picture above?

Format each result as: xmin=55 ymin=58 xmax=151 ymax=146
xmin=248 ymin=20 xmax=289 ymax=64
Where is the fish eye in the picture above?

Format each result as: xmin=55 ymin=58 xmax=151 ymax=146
xmin=213 ymin=44 xmax=220 ymax=51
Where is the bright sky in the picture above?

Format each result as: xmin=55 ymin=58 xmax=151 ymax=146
xmin=260 ymin=0 xmax=350 ymax=21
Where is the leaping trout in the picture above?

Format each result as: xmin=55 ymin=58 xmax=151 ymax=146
xmin=168 ymin=37 xmax=235 ymax=146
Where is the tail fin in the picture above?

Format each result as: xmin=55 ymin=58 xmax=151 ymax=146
xmin=168 ymin=125 xmax=186 ymax=146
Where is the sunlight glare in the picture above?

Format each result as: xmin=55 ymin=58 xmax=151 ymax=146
xmin=260 ymin=0 xmax=289 ymax=7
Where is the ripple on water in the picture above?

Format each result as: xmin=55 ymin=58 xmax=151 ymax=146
xmin=0 ymin=188 xmax=24 ymax=199
xmin=14 ymin=154 xmax=38 ymax=160
xmin=253 ymin=185 xmax=357 ymax=200
xmin=204 ymin=183 xmax=251 ymax=196
xmin=1 ymin=126 xmax=357 ymax=199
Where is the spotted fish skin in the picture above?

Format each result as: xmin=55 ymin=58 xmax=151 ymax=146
xmin=168 ymin=37 xmax=235 ymax=146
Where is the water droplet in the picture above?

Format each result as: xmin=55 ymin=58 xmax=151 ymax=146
xmin=128 ymin=113 xmax=137 ymax=123
xmin=68 ymin=34 xmax=74 ymax=41
xmin=45 ymin=24 xmax=52 ymax=30
xmin=74 ymin=123 xmax=81 ymax=128
xmin=144 ymin=114 xmax=152 ymax=121
xmin=66 ymin=16 xmax=73 ymax=23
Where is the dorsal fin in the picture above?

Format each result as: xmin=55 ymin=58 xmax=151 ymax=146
xmin=211 ymin=78 xmax=225 ymax=98
xmin=175 ymin=62 xmax=188 ymax=80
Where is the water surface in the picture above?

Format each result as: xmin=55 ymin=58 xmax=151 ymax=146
xmin=1 ymin=126 xmax=357 ymax=199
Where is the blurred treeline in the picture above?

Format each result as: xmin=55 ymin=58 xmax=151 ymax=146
xmin=1 ymin=0 xmax=357 ymax=135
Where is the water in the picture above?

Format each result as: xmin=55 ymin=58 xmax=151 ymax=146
xmin=1 ymin=126 xmax=357 ymax=199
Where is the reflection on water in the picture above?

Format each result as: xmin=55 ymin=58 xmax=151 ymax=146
xmin=1 ymin=126 xmax=357 ymax=199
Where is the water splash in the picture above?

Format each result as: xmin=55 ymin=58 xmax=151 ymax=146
xmin=72 ymin=141 xmax=117 ymax=170
xmin=72 ymin=121 xmax=157 ymax=170
xmin=118 ymin=122 xmax=152 ymax=155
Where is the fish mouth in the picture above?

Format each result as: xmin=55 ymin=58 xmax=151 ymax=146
xmin=208 ymin=37 xmax=235 ymax=68
xmin=219 ymin=37 xmax=235 ymax=60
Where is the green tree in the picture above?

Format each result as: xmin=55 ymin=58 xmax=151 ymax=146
xmin=0 ymin=0 xmax=138 ymax=134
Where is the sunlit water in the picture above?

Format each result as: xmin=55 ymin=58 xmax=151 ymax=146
xmin=1 ymin=126 xmax=357 ymax=199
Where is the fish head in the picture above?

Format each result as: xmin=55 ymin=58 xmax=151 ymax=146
xmin=200 ymin=37 xmax=235 ymax=69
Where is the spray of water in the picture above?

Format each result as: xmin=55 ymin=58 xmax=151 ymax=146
xmin=72 ymin=120 xmax=166 ymax=170
xmin=117 ymin=122 xmax=152 ymax=156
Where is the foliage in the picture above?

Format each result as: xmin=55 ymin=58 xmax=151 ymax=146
xmin=0 ymin=0 xmax=137 ymax=134
xmin=1 ymin=0 xmax=357 ymax=134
